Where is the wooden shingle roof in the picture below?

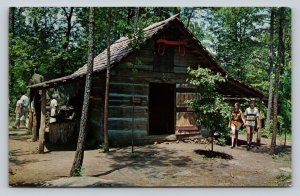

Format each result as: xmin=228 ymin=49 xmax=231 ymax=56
xmin=28 ymin=14 xmax=266 ymax=99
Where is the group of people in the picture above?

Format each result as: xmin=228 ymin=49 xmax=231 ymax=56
xmin=229 ymin=100 xmax=261 ymax=150
xmin=12 ymin=92 xmax=29 ymax=129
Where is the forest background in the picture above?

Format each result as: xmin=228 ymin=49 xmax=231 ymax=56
xmin=8 ymin=7 xmax=291 ymax=135
xmin=1 ymin=0 xmax=300 ymax=195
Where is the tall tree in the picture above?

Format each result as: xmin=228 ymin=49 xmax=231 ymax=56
xmin=9 ymin=7 xmax=16 ymax=35
xmin=211 ymin=8 xmax=269 ymax=83
xmin=60 ymin=7 xmax=74 ymax=76
xmin=9 ymin=7 xmax=16 ymax=101
xmin=271 ymin=7 xmax=285 ymax=152
xmin=265 ymin=8 xmax=275 ymax=132
xmin=70 ymin=7 xmax=94 ymax=176
xmin=103 ymin=8 xmax=112 ymax=153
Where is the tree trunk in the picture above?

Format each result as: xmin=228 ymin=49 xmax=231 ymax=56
xmin=131 ymin=7 xmax=140 ymax=153
xmin=271 ymin=7 xmax=285 ymax=152
xmin=70 ymin=7 xmax=94 ymax=176
xmin=127 ymin=8 xmax=134 ymax=25
xmin=62 ymin=7 xmax=73 ymax=50
xmin=266 ymin=8 xmax=275 ymax=132
xmin=103 ymin=8 xmax=112 ymax=153
xmin=187 ymin=8 xmax=195 ymax=28
xmin=60 ymin=7 xmax=74 ymax=76
xmin=9 ymin=7 xmax=16 ymax=104
xmin=38 ymin=89 xmax=46 ymax=153
xmin=9 ymin=7 xmax=15 ymax=36
xmin=256 ymin=99 xmax=262 ymax=146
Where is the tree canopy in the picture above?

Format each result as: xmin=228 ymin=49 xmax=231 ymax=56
xmin=9 ymin=7 xmax=291 ymax=135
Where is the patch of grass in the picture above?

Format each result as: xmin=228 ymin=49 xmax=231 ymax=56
xmin=97 ymin=144 xmax=109 ymax=153
xmin=74 ymin=167 xmax=85 ymax=176
xmin=276 ymin=173 xmax=292 ymax=186
xmin=278 ymin=133 xmax=292 ymax=141
xmin=283 ymin=156 xmax=291 ymax=161
xmin=9 ymin=116 xmax=15 ymax=125
xmin=272 ymin=152 xmax=285 ymax=160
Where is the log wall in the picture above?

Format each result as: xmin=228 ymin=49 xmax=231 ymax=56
xmin=107 ymin=76 xmax=149 ymax=146
xmin=88 ymin=32 xmax=204 ymax=146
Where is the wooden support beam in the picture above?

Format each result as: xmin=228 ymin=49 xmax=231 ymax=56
xmin=32 ymin=111 xmax=37 ymax=142
xmin=28 ymin=90 xmax=33 ymax=140
xmin=31 ymin=91 xmax=38 ymax=142
xmin=38 ymin=89 xmax=46 ymax=153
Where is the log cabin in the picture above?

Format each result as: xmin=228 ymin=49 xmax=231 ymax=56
xmin=28 ymin=14 xmax=266 ymax=149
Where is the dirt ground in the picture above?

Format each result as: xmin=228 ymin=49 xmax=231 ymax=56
xmin=8 ymin=127 xmax=292 ymax=187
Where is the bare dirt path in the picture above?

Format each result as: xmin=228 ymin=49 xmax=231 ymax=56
xmin=9 ymin=128 xmax=291 ymax=187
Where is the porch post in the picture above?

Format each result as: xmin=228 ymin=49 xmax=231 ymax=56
xmin=28 ymin=89 xmax=33 ymax=140
xmin=31 ymin=90 xmax=38 ymax=142
xmin=38 ymin=88 xmax=46 ymax=153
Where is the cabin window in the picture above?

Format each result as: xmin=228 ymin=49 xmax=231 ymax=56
xmin=154 ymin=45 xmax=174 ymax=72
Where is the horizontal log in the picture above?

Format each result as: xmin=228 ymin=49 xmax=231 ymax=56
xmin=111 ymin=69 xmax=188 ymax=82
xmin=118 ymin=63 xmax=153 ymax=71
xmin=110 ymin=76 xmax=149 ymax=84
xmin=108 ymin=129 xmax=147 ymax=140
xmin=110 ymin=83 xmax=148 ymax=95
xmin=108 ymin=120 xmax=147 ymax=130
xmin=108 ymin=106 xmax=148 ymax=118
xmin=110 ymin=82 xmax=148 ymax=87
xmin=174 ymin=66 xmax=187 ymax=74
xmin=108 ymin=117 xmax=147 ymax=122
xmin=109 ymin=105 xmax=148 ymax=109
xmin=108 ymin=95 xmax=148 ymax=107
xmin=109 ymin=93 xmax=147 ymax=98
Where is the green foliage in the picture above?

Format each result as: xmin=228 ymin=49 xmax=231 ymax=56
xmin=275 ymin=173 xmax=292 ymax=186
xmin=8 ymin=7 xmax=291 ymax=139
xmin=186 ymin=67 xmax=231 ymax=151
xmin=271 ymin=152 xmax=284 ymax=160
xmin=97 ymin=143 xmax=109 ymax=153
xmin=216 ymin=136 xmax=227 ymax=146
xmin=128 ymin=28 xmax=145 ymax=51
xmin=74 ymin=166 xmax=85 ymax=176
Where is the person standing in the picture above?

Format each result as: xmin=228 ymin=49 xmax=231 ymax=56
xmin=12 ymin=93 xmax=22 ymax=129
xmin=244 ymin=100 xmax=260 ymax=150
xmin=20 ymin=92 xmax=29 ymax=128
xmin=229 ymin=102 xmax=245 ymax=148
xmin=49 ymin=94 xmax=59 ymax=123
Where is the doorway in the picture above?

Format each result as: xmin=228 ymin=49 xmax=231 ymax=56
xmin=149 ymin=83 xmax=175 ymax=135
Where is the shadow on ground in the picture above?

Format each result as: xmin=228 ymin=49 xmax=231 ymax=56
xmin=194 ymin=149 xmax=233 ymax=160
xmin=91 ymin=146 xmax=194 ymax=177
